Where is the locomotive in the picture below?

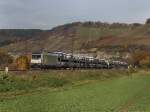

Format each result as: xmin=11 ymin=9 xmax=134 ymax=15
xmin=30 ymin=52 xmax=128 ymax=69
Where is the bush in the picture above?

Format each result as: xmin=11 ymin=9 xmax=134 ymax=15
xmin=0 ymin=50 xmax=13 ymax=66
xmin=16 ymin=55 xmax=30 ymax=70
xmin=139 ymin=56 xmax=150 ymax=68
xmin=129 ymin=51 xmax=150 ymax=68
xmin=146 ymin=18 xmax=150 ymax=24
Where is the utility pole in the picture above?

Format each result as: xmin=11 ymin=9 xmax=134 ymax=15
xmin=70 ymin=28 xmax=76 ymax=56
xmin=71 ymin=34 xmax=74 ymax=56
xmin=69 ymin=33 xmax=74 ymax=69
xmin=69 ymin=27 xmax=76 ymax=69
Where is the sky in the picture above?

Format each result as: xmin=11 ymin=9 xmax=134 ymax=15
xmin=0 ymin=0 xmax=150 ymax=29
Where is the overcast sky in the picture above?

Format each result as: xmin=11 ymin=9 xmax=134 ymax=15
xmin=0 ymin=0 xmax=150 ymax=29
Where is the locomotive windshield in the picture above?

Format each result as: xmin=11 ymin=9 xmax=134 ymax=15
xmin=32 ymin=54 xmax=41 ymax=59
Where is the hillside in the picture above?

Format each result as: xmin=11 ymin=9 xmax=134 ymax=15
xmin=1 ymin=19 xmax=150 ymax=54
xmin=0 ymin=29 xmax=44 ymax=47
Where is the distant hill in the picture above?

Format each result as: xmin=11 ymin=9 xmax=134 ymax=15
xmin=0 ymin=29 xmax=44 ymax=46
xmin=1 ymin=19 xmax=150 ymax=54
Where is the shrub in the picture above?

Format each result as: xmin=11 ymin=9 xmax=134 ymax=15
xmin=0 ymin=50 xmax=13 ymax=66
xmin=16 ymin=55 xmax=30 ymax=70
xmin=129 ymin=51 xmax=150 ymax=68
xmin=146 ymin=18 xmax=150 ymax=24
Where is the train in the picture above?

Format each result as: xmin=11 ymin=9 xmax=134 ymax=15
xmin=30 ymin=52 xmax=128 ymax=69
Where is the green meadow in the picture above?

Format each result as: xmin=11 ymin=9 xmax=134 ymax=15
xmin=0 ymin=70 xmax=150 ymax=112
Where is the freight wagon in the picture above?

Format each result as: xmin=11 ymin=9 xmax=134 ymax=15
xmin=30 ymin=52 xmax=128 ymax=69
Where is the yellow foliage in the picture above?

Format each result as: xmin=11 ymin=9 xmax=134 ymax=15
xmin=16 ymin=56 xmax=29 ymax=70
xmin=130 ymin=51 xmax=150 ymax=67
xmin=139 ymin=56 xmax=150 ymax=67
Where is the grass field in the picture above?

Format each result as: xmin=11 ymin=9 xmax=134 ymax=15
xmin=0 ymin=70 xmax=150 ymax=112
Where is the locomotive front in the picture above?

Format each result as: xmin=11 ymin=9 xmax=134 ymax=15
xmin=30 ymin=53 xmax=42 ymax=68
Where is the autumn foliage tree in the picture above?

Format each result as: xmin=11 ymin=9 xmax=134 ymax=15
xmin=146 ymin=18 xmax=150 ymax=24
xmin=129 ymin=51 xmax=150 ymax=67
xmin=16 ymin=56 xmax=30 ymax=70
xmin=0 ymin=49 xmax=13 ymax=66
